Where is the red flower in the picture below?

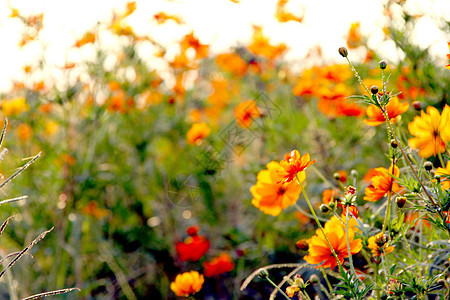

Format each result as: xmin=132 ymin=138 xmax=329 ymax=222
xmin=203 ymin=253 xmax=235 ymax=277
xmin=176 ymin=227 xmax=210 ymax=261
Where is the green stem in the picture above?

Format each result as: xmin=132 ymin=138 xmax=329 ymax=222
xmin=438 ymin=152 xmax=446 ymax=167
xmin=382 ymin=191 xmax=392 ymax=234
xmin=345 ymin=205 xmax=360 ymax=282
xmin=320 ymin=268 xmax=332 ymax=292
xmin=297 ymin=176 xmax=343 ymax=271
xmin=265 ymin=276 xmax=292 ymax=300
xmin=345 ymin=57 xmax=371 ymax=97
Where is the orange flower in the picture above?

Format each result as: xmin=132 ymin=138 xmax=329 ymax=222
xmin=275 ymin=0 xmax=304 ymax=23
xmin=346 ymin=22 xmax=362 ymax=49
xmin=181 ymin=32 xmax=209 ymax=60
xmin=17 ymin=123 xmax=33 ymax=141
xmin=322 ymin=189 xmax=340 ymax=206
xmin=215 ymin=53 xmax=248 ymax=76
xmin=81 ymin=201 xmax=109 ymax=220
xmin=408 ymin=105 xmax=450 ymax=158
xmin=364 ymin=165 xmax=400 ymax=202
xmin=153 ymin=12 xmax=183 ymax=24
xmin=170 ymin=271 xmax=204 ymax=297
xmin=364 ymin=97 xmax=409 ymax=126
xmin=248 ymin=26 xmax=287 ymax=61
xmin=203 ymin=253 xmax=235 ymax=277
xmin=176 ymin=227 xmax=210 ymax=261
xmin=276 ymin=150 xmax=315 ymax=183
xmin=304 ymin=216 xmax=362 ymax=269
xmin=75 ymin=32 xmax=96 ymax=47
xmin=436 ymin=161 xmax=450 ymax=190
xmin=234 ymin=100 xmax=261 ymax=128
xmin=367 ymin=233 xmax=395 ymax=257
xmin=250 ymin=161 xmax=303 ymax=216
xmin=186 ymin=122 xmax=210 ymax=145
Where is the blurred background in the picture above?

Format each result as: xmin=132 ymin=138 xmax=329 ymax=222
xmin=0 ymin=0 xmax=448 ymax=299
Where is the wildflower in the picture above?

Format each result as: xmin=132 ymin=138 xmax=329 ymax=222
xmin=75 ymin=32 xmax=96 ymax=47
xmin=250 ymin=161 xmax=303 ymax=216
xmin=248 ymin=26 xmax=287 ymax=61
xmin=153 ymin=12 xmax=183 ymax=24
xmin=17 ymin=123 xmax=33 ymax=141
xmin=176 ymin=227 xmax=210 ymax=261
xmin=333 ymin=170 xmax=348 ymax=183
xmin=275 ymin=0 xmax=304 ymax=23
xmin=186 ymin=122 xmax=210 ymax=145
xmin=364 ymin=165 xmax=400 ymax=202
xmin=346 ymin=22 xmax=363 ymax=49
xmin=304 ymin=216 xmax=362 ymax=269
xmin=170 ymin=271 xmax=204 ymax=297
xmin=45 ymin=120 xmax=59 ymax=136
xmin=180 ymin=32 xmax=209 ymax=60
xmin=215 ymin=53 xmax=248 ymax=76
xmin=275 ymin=150 xmax=315 ymax=183
xmin=367 ymin=233 xmax=395 ymax=257
xmin=322 ymin=189 xmax=341 ymax=206
xmin=285 ymin=275 xmax=307 ymax=298
xmin=364 ymin=97 xmax=409 ymax=126
xmin=408 ymin=105 xmax=450 ymax=158
xmin=436 ymin=162 xmax=450 ymax=190
xmin=203 ymin=253 xmax=235 ymax=277
xmin=81 ymin=201 xmax=109 ymax=220
xmin=1 ymin=97 xmax=30 ymax=116
xmin=234 ymin=100 xmax=261 ymax=128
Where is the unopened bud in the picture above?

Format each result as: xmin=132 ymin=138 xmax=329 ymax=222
xmin=338 ymin=47 xmax=348 ymax=58
xmin=350 ymin=169 xmax=358 ymax=178
xmin=396 ymin=196 xmax=406 ymax=208
xmin=412 ymin=101 xmax=422 ymax=111
xmin=424 ymin=161 xmax=433 ymax=171
xmin=390 ymin=139 xmax=398 ymax=148
xmin=296 ymin=239 xmax=309 ymax=251
xmin=379 ymin=60 xmax=387 ymax=69
xmin=371 ymin=85 xmax=379 ymax=95
xmin=309 ymin=274 xmax=320 ymax=285
xmin=333 ymin=172 xmax=341 ymax=181
xmin=319 ymin=204 xmax=330 ymax=214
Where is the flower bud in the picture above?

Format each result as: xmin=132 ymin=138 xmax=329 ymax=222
xmin=350 ymin=169 xmax=358 ymax=178
xmin=371 ymin=85 xmax=379 ymax=95
xmin=424 ymin=161 xmax=433 ymax=171
xmin=309 ymin=274 xmax=320 ymax=285
xmin=319 ymin=204 xmax=330 ymax=214
xmin=333 ymin=172 xmax=341 ymax=181
xmin=379 ymin=60 xmax=387 ymax=69
xmin=396 ymin=196 xmax=406 ymax=208
xmin=338 ymin=47 xmax=348 ymax=58
xmin=296 ymin=239 xmax=309 ymax=251
xmin=390 ymin=139 xmax=398 ymax=148
xmin=412 ymin=101 xmax=422 ymax=111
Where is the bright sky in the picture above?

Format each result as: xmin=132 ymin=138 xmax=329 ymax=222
xmin=0 ymin=0 xmax=448 ymax=92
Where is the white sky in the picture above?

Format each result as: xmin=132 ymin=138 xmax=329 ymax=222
xmin=0 ymin=0 xmax=448 ymax=92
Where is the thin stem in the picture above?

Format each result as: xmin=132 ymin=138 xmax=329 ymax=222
xmin=345 ymin=206 xmax=360 ymax=282
xmin=437 ymin=152 xmax=445 ymax=167
xmin=265 ymin=276 xmax=292 ymax=300
xmin=345 ymin=57 xmax=371 ymax=97
xmin=320 ymin=267 xmax=332 ymax=292
xmin=382 ymin=191 xmax=392 ymax=233
xmin=297 ymin=176 xmax=342 ymax=270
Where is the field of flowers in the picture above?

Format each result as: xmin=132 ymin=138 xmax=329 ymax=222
xmin=0 ymin=0 xmax=449 ymax=299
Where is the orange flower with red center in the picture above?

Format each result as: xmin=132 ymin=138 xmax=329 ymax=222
xmin=186 ymin=122 xmax=210 ymax=145
xmin=436 ymin=161 xmax=450 ymax=190
xmin=364 ymin=97 xmax=409 ymax=126
xmin=304 ymin=216 xmax=362 ymax=269
xmin=176 ymin=227 xmax=210 ymax=261
xmin=346 ymin=22 xmax=363 ymax=49
xmin=203 ymin=253 xmax=235 ymax=277
xmin=170 ymin=271 xmax=204 ymax=297
xmin=367 ymin=233 xmax=395 ymax=257
xmin=408 ymin=105 xmax=450 ymax=158
xmin=250 ymin=161 xmax=304 ymax=216
xmin=234 ymin=100 xmax=261 ymax=128
xmin=364 ymin=165 xmax=400 ymax=202
xmin=276 ymin=150 xmax=315 ymax=183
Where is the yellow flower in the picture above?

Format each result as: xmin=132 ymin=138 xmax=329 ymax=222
xmin=186 ymin=122 xmax=210 ymax=145
xmin=304 ymin=216 xmax=362 ymax=269
xmin=408 ymin=105 xmax=450 ymax=158
xmin=250 ymin=161 xmax=303 ymax=216
xmin=170 ymin=271 xmax=204 ymax=297
xmin=45 ymin=120 xmax=59 ymax=136
xmin=1 ymin=97 xmax=30 ymax=116
xmin=436 ymin=161 xmax=450 ymax=190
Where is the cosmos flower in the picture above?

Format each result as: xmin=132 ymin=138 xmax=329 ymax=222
xmin=275 ymin=150 xmax=315 ymax=183
xmin=364 ymin=165 xmax=400 ymax=202
xmin=367 ymin=233 xmax=395 ymax=257
xmin=203 ymin=253 xmax=235 ymax=277
xmin=234 ymin=100 xmax=261 ymax=128
xmin=364 ymin=97 xmax=409 ymax=126
xmin=435 ymin=161 xmax=450 ymax=190
xmin=408 ymin=105 xmax=450 ymax=158
xmin=186 ymin=122 xmax=210 ymax=145
xmin=250 ymin=161 xmax=303 ymax=216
